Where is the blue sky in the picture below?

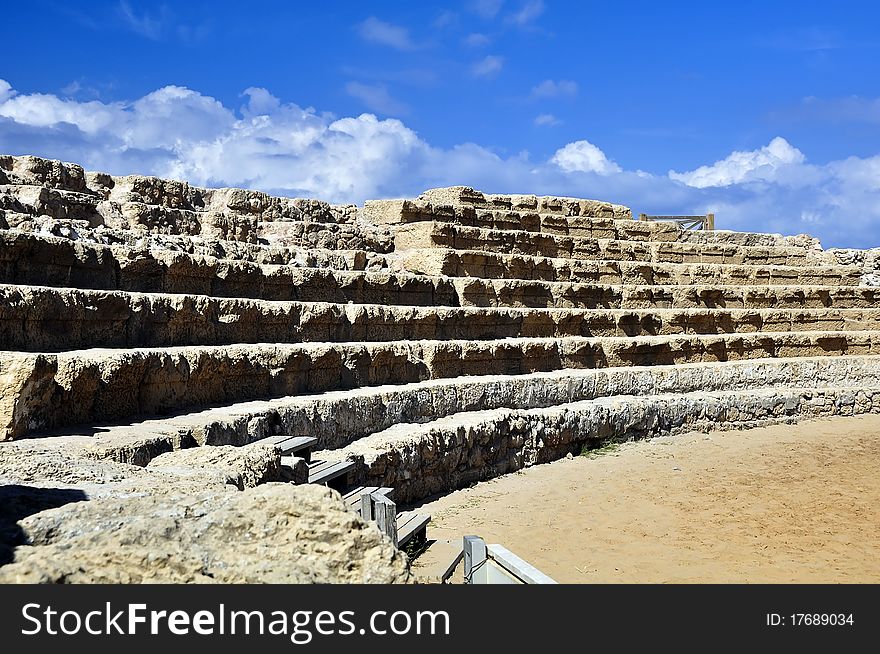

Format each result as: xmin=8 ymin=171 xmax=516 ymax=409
xmin=1 ymin=0 xmax=879 ymax=247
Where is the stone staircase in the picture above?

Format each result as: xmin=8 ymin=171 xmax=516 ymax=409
xmin=2 ymin=154 xmax=879 ymax=521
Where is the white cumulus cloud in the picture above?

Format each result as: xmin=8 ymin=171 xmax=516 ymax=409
xmin=0 ymin=79 xmax=15 ymax=103
xmin=551 ymin=140 xmax=621 ymax=175
xmin=669 ymin=136 xmax=806 ymax=188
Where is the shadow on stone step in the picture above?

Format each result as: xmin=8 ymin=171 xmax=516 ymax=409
xmin=0 ymin=485 xmax=88 ymax=565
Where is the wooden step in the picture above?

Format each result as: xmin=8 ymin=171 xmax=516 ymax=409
xmin=343 ymin=486 xmax=395 ymax=521
xmin=307 ymin=459 xmax=356 ymax=491
xmin=342 ymin=485 xmax=394 ymax=507
xmin=265 ymin=435 xmax=317 ymax=460
xmin=397 ymin=511 xmax=431 ymax=548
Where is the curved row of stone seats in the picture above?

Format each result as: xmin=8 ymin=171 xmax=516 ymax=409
xmin=391 ymin=249 xmax=861 ymax=286
xmin=326 ymin=383 xmax=880 ymax=504
xmin=0 ymin=198 xmax=391 ymax=252
xmin=86 ymin=232 xmax=389 ymax=269
xmin=3 ymin=285 xmax=880 ymax=351
xmin=365 ymin=198 xmax=674 ymax=241
xmin=9 ymin=355 xmax=878 ymax=466
xmin=446 ymin=281 xmax=880 ymax=310
xmin=18 ymin=229 xmax=385 ymax=270
xmin=393 ymin=221 xmax=835 ymax=267
xmin=0 ymin=229 xmax=407 ymax=295
xmin=3 ymin=229 xmax=386 ymax=274
xmin=364 ymin=189 xmax=824 ymax=250
xmin=1 ymin=233 xmax=877 ymax=310
xmin=2 ymin=331 xmax=878 ymax=440
xmin=672 ymin=229 xmax=823 ymax=248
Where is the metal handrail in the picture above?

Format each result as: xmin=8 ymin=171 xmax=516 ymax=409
xmin=639 ymin=213 xmax=715 ymax=230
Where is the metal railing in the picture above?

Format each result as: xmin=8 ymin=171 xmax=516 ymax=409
xmin=639 ymin=213 xmax=715 ymax=230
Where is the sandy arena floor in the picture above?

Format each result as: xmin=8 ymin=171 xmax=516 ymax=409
xmin=415 ymin=414 xmax=880 ymax=583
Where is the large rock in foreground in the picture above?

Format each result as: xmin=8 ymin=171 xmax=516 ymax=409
xmin=0 ymin=484 xmax=411 ymax=584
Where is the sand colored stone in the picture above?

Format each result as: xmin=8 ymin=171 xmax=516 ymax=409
xmin=0 ymin=484 xmax=411 ymax=584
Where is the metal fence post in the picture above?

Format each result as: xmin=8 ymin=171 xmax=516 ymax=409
xmin=463 ymin=535 xmax=488 ymax=584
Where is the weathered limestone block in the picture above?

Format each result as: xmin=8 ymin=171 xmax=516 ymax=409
xmin=0 ymin=158 xmax=370 ymax=249
xmin=250 ymin=356 xmax=880 ymax=450
xmin=0 ymin=231 xmax=407 ymax=304
xmin=418 ymin=186 xmax=487 ymax=206
xmin=0 ymin=189 xmax=30 ymax=218
xmin=415 ymin=187 xmax=634 ymax=221
xmin=366 ymin=194 xmax=639 ymax=238
xmin=203 ymin=189 xmax=356 ymax=225
xmin=332 ymin=385 xmax=880 ymax=503
xmin=0 ymin=352 xmax=59 ymax=442
xmin=830 ymin=247 xmax=880 ymax=286
xmin=0 ymin=185 xmax=102 ymax=225
xmin=451 ymin=278 xmax=880 ymax=310
xmin=362 ymin=198 xmax=432 ymax=225
xmin=199 ymin=210 xmax=259 ymax=243
xmin=677 ymin=229 xmax=824 ymax=249
xmin=0 ymin=438 xmax=152 ymax=487
xmin=109 ymin=175 xmax=205 ymax=210
xmin=204 ymin=187 xmax=274 ymax=215
xmin=279 ymin=455 xmax=310 ymax=484
xmin=120 ymin=201 xmax=203 ymax=236
xmin=84 ymin=171 xmax=115 ymax=199
xmin=0 ymin=484 xmax=412 ymax=583
xmin=256 ymin=219 xmax=392 ymax=252
xmin=147 ymin=442 xmax=283 ymax=489
xmin=0 ymin=155 xmax=89 ymax=193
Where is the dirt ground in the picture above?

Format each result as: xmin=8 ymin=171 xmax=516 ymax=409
xmin=415 ymin=414 xmax=880 ymax=583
